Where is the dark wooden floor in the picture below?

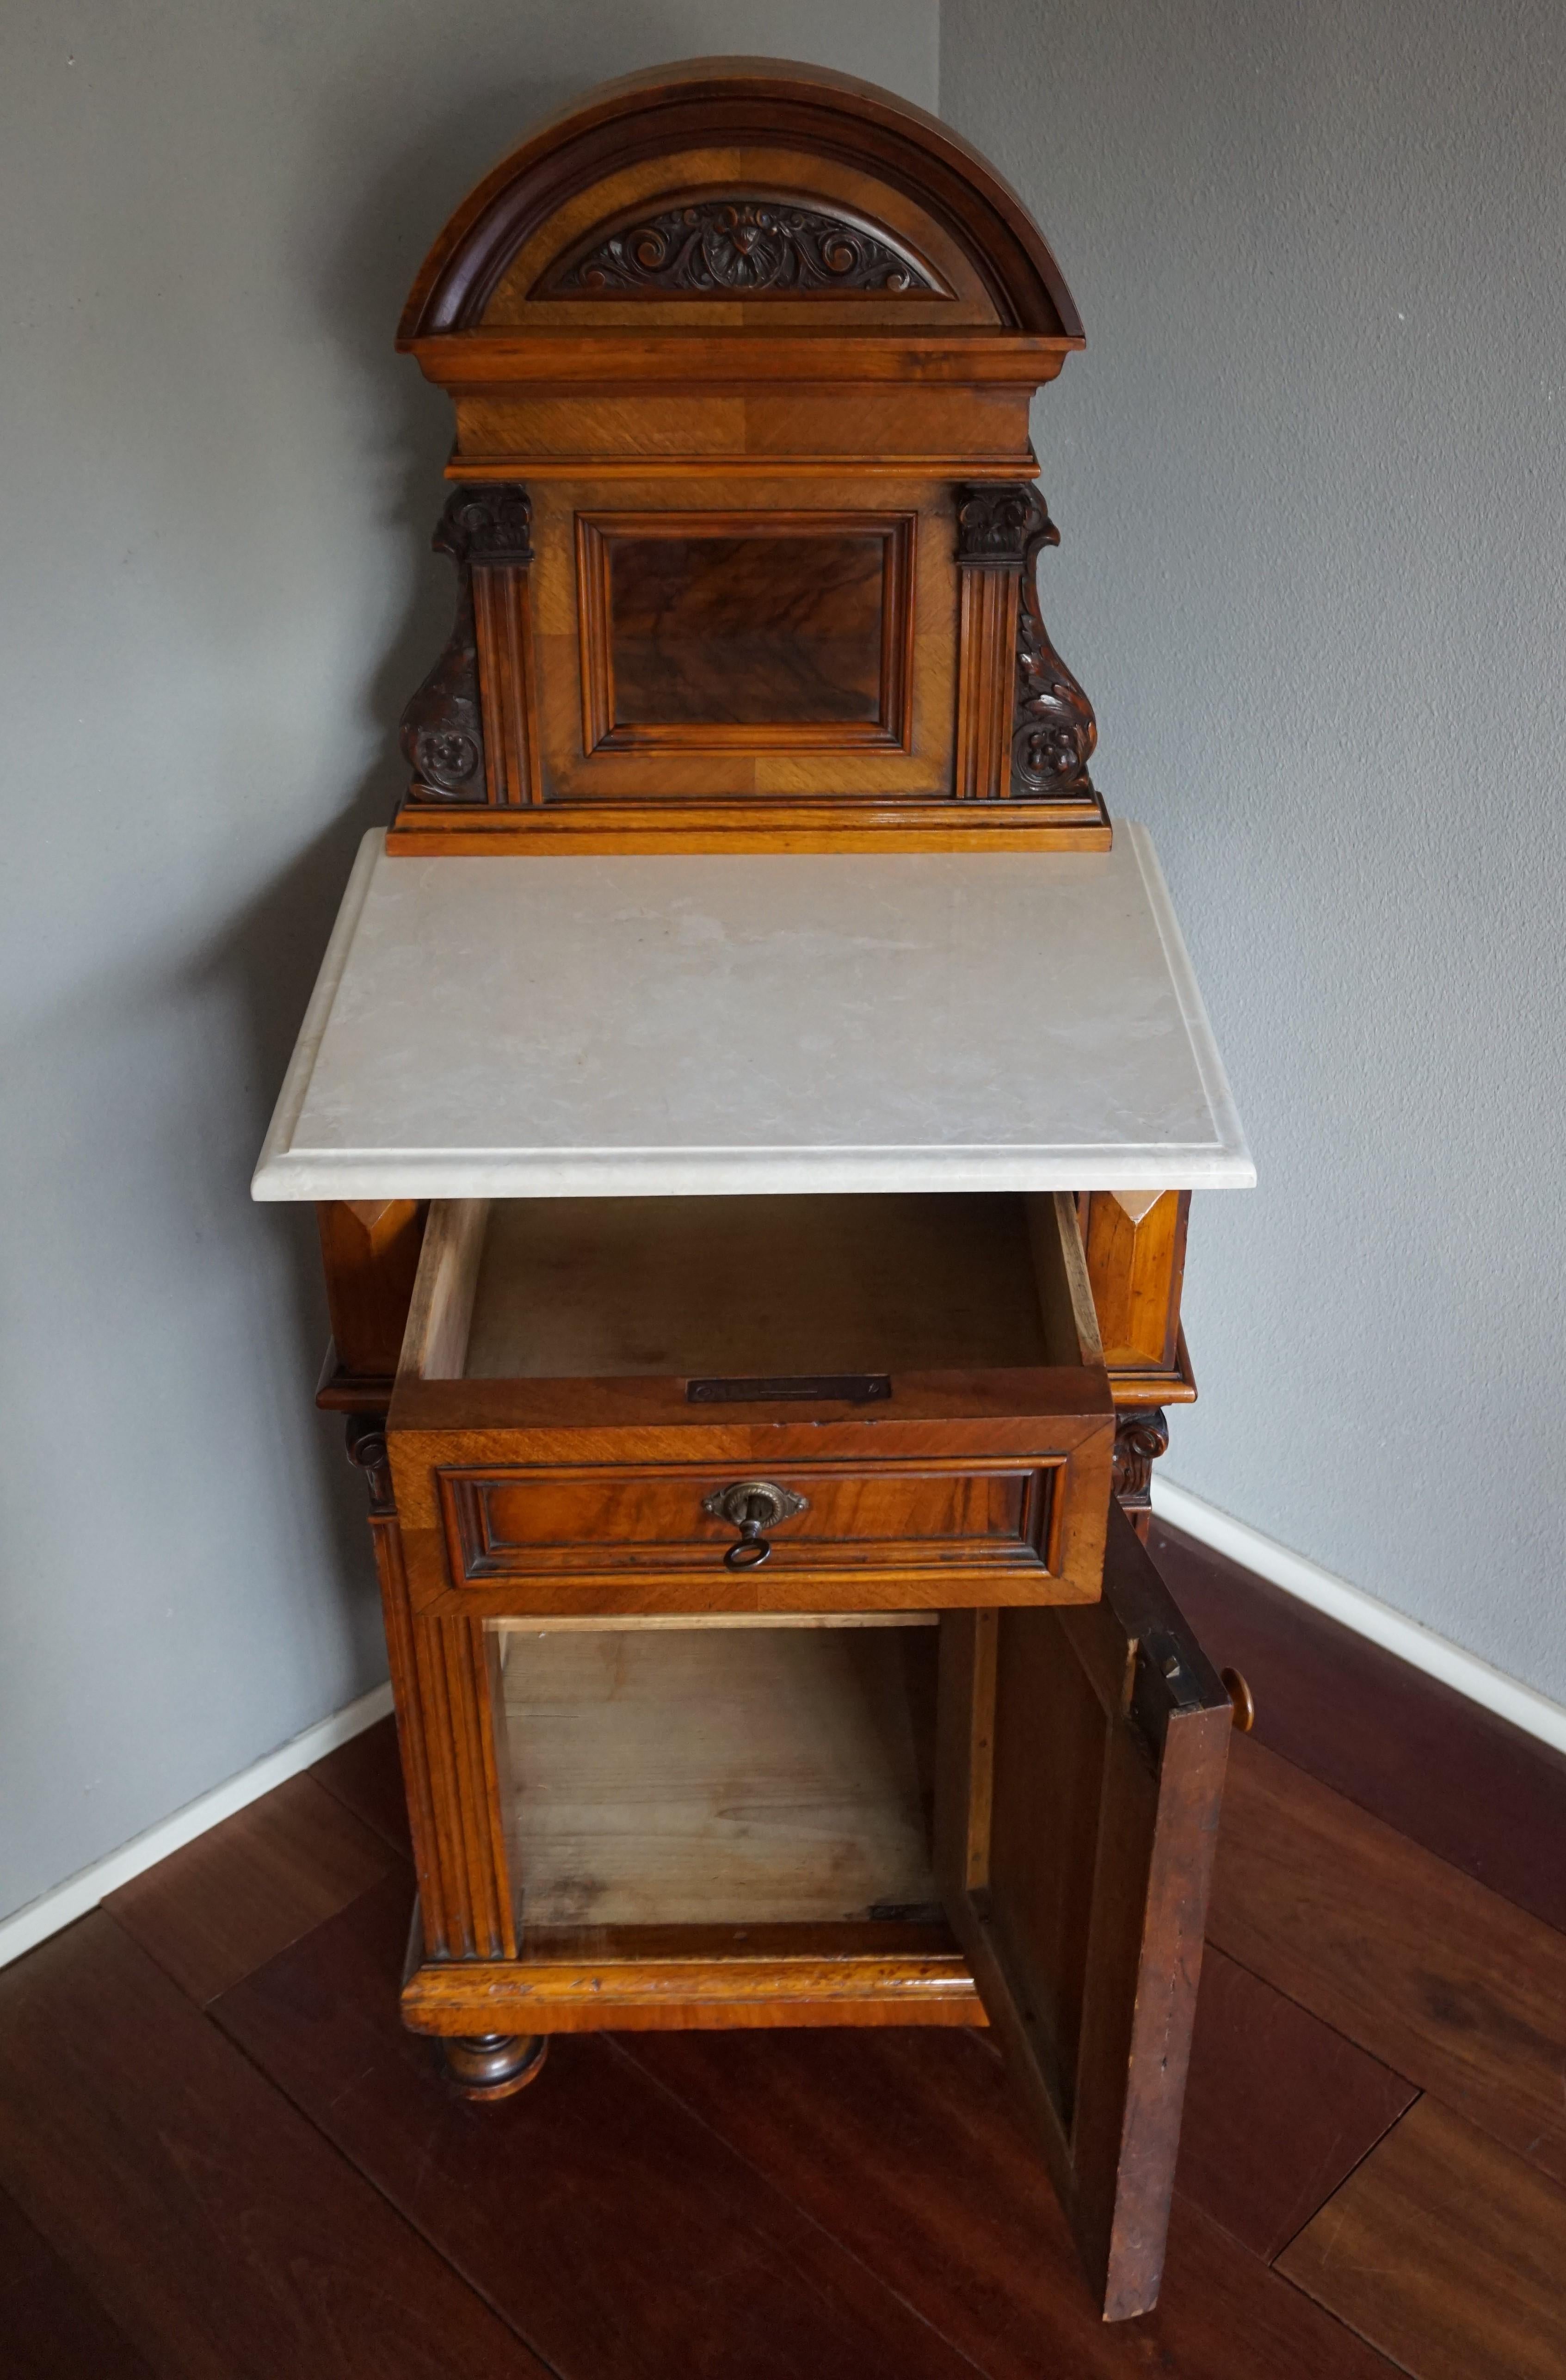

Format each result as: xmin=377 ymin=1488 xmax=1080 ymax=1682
xmin=4 ymin=1517 xmax=1565 ymax=2378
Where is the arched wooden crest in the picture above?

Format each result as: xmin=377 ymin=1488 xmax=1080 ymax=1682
xmin=399 ymin=58 xmax=1082 ymax=340
xmin=389 ymin=59 xmax=1108 ymax=855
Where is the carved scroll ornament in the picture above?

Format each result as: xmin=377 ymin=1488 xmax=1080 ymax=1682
xmin=955 ymin=484 xmax=1099 ymax=801
xmin=545 ymin=200 xmax=937 ymax=296
xmin=399 ymin=484 xmax=531 ymax=803
xmin=1013 ymin=499 xmax=1098 ymax=800
xmin=1111 ymin=1408 xmax=1170 ymax=1507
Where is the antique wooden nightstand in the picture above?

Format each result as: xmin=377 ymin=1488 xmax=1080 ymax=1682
xmin=254 ymin=60 xmax=1254 ymax=2321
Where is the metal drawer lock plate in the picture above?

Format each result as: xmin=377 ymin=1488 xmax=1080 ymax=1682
xmin=701 ymin=1480 xmax=811 ymax=1570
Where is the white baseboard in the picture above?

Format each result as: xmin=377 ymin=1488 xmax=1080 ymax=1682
xmin=0 ymin=1680 xmax=395 ymax=1973
xmin=1153 ymin=1476 xmax=1566 ymax=1758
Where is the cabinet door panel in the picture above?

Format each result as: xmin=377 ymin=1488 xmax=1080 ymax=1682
xmin=935 ymin=1502 xmax=1231 ymax=2319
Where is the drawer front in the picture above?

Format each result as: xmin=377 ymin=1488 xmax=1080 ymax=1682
xmin=442 ymin=1459 xmax=1063 ymax=1586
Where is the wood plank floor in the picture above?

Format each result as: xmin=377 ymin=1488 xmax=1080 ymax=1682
xmin=1 ymin=1518 xmax=1562 ymax=2377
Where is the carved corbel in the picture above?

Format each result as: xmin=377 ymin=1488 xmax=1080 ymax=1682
xmin=953 ymin=483 xmax=1098 ymax=804
xmin=1111 ymin=1407 xmax=1169 ymax=1540
xmin=1012 ymin=497 xmax=1097 ymax=799
xmin=345 ymin=1413 xmax=395 ymax=1516
xmin=400 ymin=483 xmax=534 ymax=805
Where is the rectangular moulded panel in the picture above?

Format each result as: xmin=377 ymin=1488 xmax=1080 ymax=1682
xmin=445 ymin=1458 xmax=1055 ymax=1582
xmin=524 ymin=475 xmax=956 ymax=807
xmin=577 ymin=510 xmax=914 ymax=752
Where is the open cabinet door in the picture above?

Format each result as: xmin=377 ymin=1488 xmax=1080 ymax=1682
xmin=936 ymin=1499 xmax=1232 ymax=2320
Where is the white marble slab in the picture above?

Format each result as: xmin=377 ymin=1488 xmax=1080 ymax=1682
xmin=252 ymin=824 xmax=1253 ymax=1201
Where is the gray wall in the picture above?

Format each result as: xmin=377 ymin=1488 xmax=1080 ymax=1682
xmin=943 ymin=0 xmax=1566 ymax=1696
xmin=0 ymin=3 xmax=939 ymax=1923
xmin=6 ymin=0 xmax=1562 ymax=1928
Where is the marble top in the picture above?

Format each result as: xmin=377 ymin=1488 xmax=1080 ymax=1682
xmin=252 ymin=824 xmax=1253 ymax=1201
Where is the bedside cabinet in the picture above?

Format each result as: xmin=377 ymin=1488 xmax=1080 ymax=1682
xmin=255 ymin=59 xmax=1254 ymax=2322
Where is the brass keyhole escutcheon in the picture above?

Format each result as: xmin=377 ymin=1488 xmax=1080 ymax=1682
xmin=702 ymin=1480 xmax=810 ymax=1569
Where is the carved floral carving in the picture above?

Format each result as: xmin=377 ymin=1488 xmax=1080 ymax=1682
xmin=399 ymin=484 xmax=530 ymax=803
xmin=546 ymin=200 xmax=935 ymax=296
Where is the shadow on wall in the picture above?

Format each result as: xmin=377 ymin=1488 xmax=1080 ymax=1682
xmin=212 ymin=62 xmax=601 ymax=1588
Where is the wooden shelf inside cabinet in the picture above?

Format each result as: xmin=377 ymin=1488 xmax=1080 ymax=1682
xmin=250 ymin=54 xmax=1258 ymax=2331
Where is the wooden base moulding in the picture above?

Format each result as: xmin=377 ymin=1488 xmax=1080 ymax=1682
xmin=402 ymin=1944 xmax=984 ymax=2035
xmin=385 ymin=799 xmax=1113 ymax=858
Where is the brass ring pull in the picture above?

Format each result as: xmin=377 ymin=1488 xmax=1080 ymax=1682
xmin=1221 ymin=1667 xmax=1256 ymax=1733
xmin=702 ymin=1480 xmax=809 ymax=1570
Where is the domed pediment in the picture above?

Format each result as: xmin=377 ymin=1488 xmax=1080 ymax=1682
xmin=399 ymin=58 xmax=1082 ymax=342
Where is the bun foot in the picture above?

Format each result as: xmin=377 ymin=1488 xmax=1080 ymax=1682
xmin=440 ymin=2032 xmax=549 ymax=2100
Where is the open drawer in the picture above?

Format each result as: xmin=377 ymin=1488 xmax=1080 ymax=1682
xmin=387 ymin=1190 xmax=1116 ymax=1615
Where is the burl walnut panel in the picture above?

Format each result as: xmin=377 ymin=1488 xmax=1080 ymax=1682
xmin=575 ymin=511 xmax=914 ymax=752
xmin=607 ymin=534 xmax=887 ymax=729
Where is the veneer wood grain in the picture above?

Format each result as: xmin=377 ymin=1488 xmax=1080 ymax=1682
xmin=1277 ymin=2096 xmax=1566 ymax=2380
xmin=619 ymin=2024 xmax=1404 ymax=2380
xmin=388 ymin=802 xmax=1113 ymax=857
xmin=576 ymin=511 xmax=908 ymax=744
xmin=212 ymin=1874 xmax=983 ymax=2380
xmin=1206 ymin=1736 xmax=1566 ymax=2185
xmin=0 ymin=2183 xmax=159 ymax=2380
xmin=1079 ymin=1189 xmax=1189 ymax=1373
xmin=314 ymin=1199 xmax=426 ymax=1404
xmin=104 ymin=1772 xmax=397 ymax=2004
xmin=1149 ymin=1517 xmax=1566 ymax=1934
xmin=398 ymin=1940 xmax=979 ymax=2033
xmin=1175 ymin=1947 xmax=1416 ymax=2261
xmin=0 ymin=1915 xmax=550 ymax=2380
xmin=934 ymin=1504 xmax=1233 ymax=2319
